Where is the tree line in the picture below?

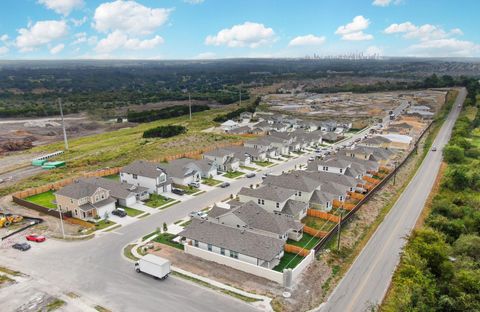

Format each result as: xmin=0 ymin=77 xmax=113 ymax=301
xmin=127 ymin=105 xmax=210 ymax=123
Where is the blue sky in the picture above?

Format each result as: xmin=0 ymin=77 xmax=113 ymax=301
xmin=0 ymin=0 xmax=479 ymax=59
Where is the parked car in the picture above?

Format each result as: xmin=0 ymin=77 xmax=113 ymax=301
xmin=188 ymin=182 xmax=200 ymax=188
xmin=246 ymin=173 xmax=256 ymax=178
xmin=308 ymin=157 xmax=315 ymax=162
xmin=112 ymin=208 xmax=127 ymax=217
xmin=172 ymin=188 xmax=185 ymax=195
xmin=12 ymin=243 xmax=31 ymax=251
xmin=189 ymin=211 xmax=208 ymax=219
xmin=26 ymin=234 xmax=46 ymax=242
xmin=220 ymin=182 xmax=230 ymax=188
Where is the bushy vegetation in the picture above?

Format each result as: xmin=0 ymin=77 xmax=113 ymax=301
xmin=383 ymin=88 xmax=480 ymax=312
xmin=213 ymin=96 xmax=260 ymax=122
xmin=142 ymin=125 xmax=186 ymax=138
xmin=127 ymin=105 xmax=209 ymax=123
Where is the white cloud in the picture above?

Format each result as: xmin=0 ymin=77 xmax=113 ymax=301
xmin=1 ymin=34 xmax=9 ymax=43
xmin=335 ymin=16 xmax=373 ymax=41
xmin=194 ymin=52 xmax=216 ymax=59
xmin=95 ymin=31 xmax=164 ymax=53
xmin=0 ymin=46 xmax=8 ymax=55
xmin=93 ymin=0 xmax=172 ymax=35
xmin=71 ymin=16 xmax=87 ymax=27
xmin=50 ymin=43 xmax=65 ymax=54
xmin=16 ymin=20 xmax=68 ymax=52
xmin=205 ymin=22 xmax=275 ymax=48
xmin=384 ymin=21 xmax=479 ymax=56
xmin=38 ymin=0 xmax=84 ymax=16
xmin=184 ymin=0 xmax=204 ymax=4
xmin=288 ymin=35 xmax=326 ymax=47
xmin=372 ymin=0 xmax=403 ymax=7
xmin=72 ymin=32 xmax=87 ymax=44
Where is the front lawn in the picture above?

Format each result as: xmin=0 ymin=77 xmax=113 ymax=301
xmin=273 ymin=252 xmax=304 ymax=272
xmin=25 ymin=190 xmax=57 ymax=209
xmin=153 ymin=233 xmax=184 ymax=250
xmin=174 ymin=184 xmax=199 ymax=195
xmin=94 ymin=219 xmax=116 ymax=231
xmin=144 ymin=194 xmax=174 ymax=208
xmin=240 ymin=165 xmax=256 ymax=171
xmin=119 ymin=206 xmax=143 ymax=217
xmin=202 ymin=177 xmax=222 ymax=186
xmin=287 ymin=233 xmax=321 ymax=250
xmin=223 ymin=171 xmax=245 ymax=179
xmin=253 ymin=160 xmax=274 ymax=167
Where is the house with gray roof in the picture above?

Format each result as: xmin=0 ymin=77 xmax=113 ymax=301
xmin=81 ymin=177 xmax=149 ymax=207
xmin=203 ymin=149 xmax=240 ymax=172
xmin=160 ymin=158 xmax=202 ymax=186
xmin=237 ymin=184 xmax=307 ymax=219
xmin=340 ymin=146 xmax=395 ymax=166
xmin=244 ymin=138 xmax=277 ymax=158
xmin=55 ymin=180 xmax=116 ymax=221
xmin=358 ymin=136 xmax=392 ymax=148
xmin=224 ymin=146 xmax=267 ymax=162
xmin=208 ymin=201 xmax=303 ymax=241
xmin=120 ymin=160 xmax=172 ymax=194
xmin=179 ymin=218 xmax=285 ymax=269
xmin=264 ymin=173 xmax=322 ymax=203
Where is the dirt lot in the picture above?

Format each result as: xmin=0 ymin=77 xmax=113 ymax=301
xmin=271 ymin=128 xmax=430 ymax=312
xmin=150 ymin=243 xmax=284 ymax=297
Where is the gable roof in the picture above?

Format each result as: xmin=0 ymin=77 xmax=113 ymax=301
xmin=281 ymin=199 xmax=308 ymax=218
xmin=238 ymin=184 xmax=296 ymax=202
xmin=80 ymin=177 xmax=147 ymax=200
xmin=361 ymin=136 xmax=391 ymax=145
xmin=55 ymin=180 xmax=107 ymax=199
xmin=263 ymin=173 xmax=321 ymax=193
xmin=179 ymin=219 xmax=285 ymax=261
xmin=121 ymin=160 xmax=166 ymax=179
xmin=203 ymin=148 xmax=234 ymax=158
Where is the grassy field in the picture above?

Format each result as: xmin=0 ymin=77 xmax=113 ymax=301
xmin=273 ymin=252 xmax=305 ymax=272
xmin=24 ymin=190 xmax=57 ymax=209
xmin=287 ymin=233 xmax=321 ymax=250
xmin=302 ymin=216 xmax=338 ymax=232
xmin=154 ymin=233 xmax=184 ymax=250
xmin=223 ymin=171 xmax=245 ymax=179
xmin=0 ymin=105 xmax=245 ymax=197
xmin=201 ymin=177 xmax=222 ymax=186
xmin=144 ymin=194 xmax=174 ymax=208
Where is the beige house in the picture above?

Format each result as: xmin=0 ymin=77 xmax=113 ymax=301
xmin=55 ymin=180 xmax=116 ymax=220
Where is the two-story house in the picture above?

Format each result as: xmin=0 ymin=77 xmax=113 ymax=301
xmin=55 ymin=180 xmax=116 ymax=220
xmin=203 ymin=149 xmax=240 ymax=172
xmin=120 ymin=160 xmax=172 ymax=194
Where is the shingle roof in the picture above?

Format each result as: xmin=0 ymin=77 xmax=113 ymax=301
xmin=203 ymin=148 xmax=234 ymax=158
xmin=228 ymin=201 xmax=303 ymax=234
xmin=281 ymin=199 xmax=308 ymax=218
xmin=161 ymin=158 xmax=198 ymax=179
xmin=121 ymin=160 xmax=167 ymax=179
xmin=81 ymin=177 xmax=148 ymax=200
xmin=263 ymin=173 xmax=321 ymax=192
xmin=55 ymin=180 xmax=107 ymax=199
xmin=361 ymin=136 xmax=391 ymax=145
xmin=310 ymin=190 xmax=336 ymax=205
xmin=179 ymin=219 xmax=285 ymax=261
xmin=78 ymin=197 xmax=116 ymax=212
xmin=238 ymin=184 xmax=296 ymax=202
xmin=223 ymin=146 xmax=265 ymax=158
xmin=207 ymin=205 xmax=230 ymax=218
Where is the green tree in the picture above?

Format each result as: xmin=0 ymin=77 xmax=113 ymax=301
xmin=443 ymin=145 xmax=465 ymax=163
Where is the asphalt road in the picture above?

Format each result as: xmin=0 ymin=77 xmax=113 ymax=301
xmin=318 ymin=88 xmax=466 ymax=312
xmin=0 ymin=113 xmax=382 ymax=312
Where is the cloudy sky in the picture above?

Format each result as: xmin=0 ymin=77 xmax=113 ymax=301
xmin=0 ymin=0 xmax=479 ymax=59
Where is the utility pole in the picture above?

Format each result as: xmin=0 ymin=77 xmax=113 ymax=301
xmin=188 ymin=92 xmax=192 ymax=120
xmin=337 ymin=211 xmax=343 ymax=250
xmin=58 ymin=98 xmax=69 ymax=150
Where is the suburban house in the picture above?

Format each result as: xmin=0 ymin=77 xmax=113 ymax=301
xmin=221 ymin=120 xmax=239 ymax=132
xmin=191 ymin=159 xmax=218 ymax=178
xmin=224 ymin=146 xmax=267 ymax=162
xmin=300 ymin=170 xmax=366 ymax=197
xmin=179 ymin=218 xmax=285 ymax=269
xmin=263 ymin=136 xmax=290 ymax=155
xmin=239 ymin=111 xmax=254 ymax=122
xmin=263 ymin=173 xmax=322 ymax=204
xmin=203 ymin=149 xmax=240 ymax=172
xmin=160 ymin=158 xmax=202 ymax=186
xmin=81 ymin=177 xmax=149 ymax=207
xmin=379 ymin=134 xmax=413 ymax=150
xmin=228 ymin=126 xmax=252 ymax=135
xmin=244 ymin=138 xmax=277 ymax=158
xmin=55 ymin=180 xmax=116 ymax=221
xmin=321 ymin=132 xmax=341 ymax=143
xmin=340 ymin=146 xmax=395 ymax=166
xmin=237 ymin=184 xmax=308 ymax=220
xmin=358 ymin=136 xmax=392 ymax=149
xmin=120 ymin=160 xmax=172 ymax=194
xmin=208 ymin=200 xmax=304 ymax=241
xmin=220 ymin=146 xmax=251 ymax=166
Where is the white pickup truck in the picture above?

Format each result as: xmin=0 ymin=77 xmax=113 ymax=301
xmin=135 ymin=254 xmax=171 ymax=280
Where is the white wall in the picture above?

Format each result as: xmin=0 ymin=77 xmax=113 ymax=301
xmin=120 ymin=172 xmax=170 ymax=194
xmin=291 ymin=249 xmax=315 ymax=282
xmin=96 ymin=201 xmax=116 ymax=218
xmin=184 ymin=244 xmax=283 ymax=283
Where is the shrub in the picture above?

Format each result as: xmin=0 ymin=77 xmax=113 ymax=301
xmin=443 ymin=145 xmax=465 ymax=163
xmin=142 ymin=125 xmax=187 ymax=138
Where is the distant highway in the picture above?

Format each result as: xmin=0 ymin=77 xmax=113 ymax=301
xmin=318 ymin=88 xmax=466 ymax=312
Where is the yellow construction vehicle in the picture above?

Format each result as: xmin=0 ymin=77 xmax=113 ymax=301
xmin=0 ymin=213 xmax=23 ymax=228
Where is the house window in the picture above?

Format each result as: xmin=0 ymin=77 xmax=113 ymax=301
xmin=258 ymin=199 xmax=261 ymax=204
xmin=261 ymin=199 xmax=265 ymax=205
xmin=133 ymin=174 xmax=138 ymax=179
xmin=220 ymin=248 xmax=225 ymax=255
xmin=276 ymin=202 xmax=279 ymax=208
xmin=58 ymin=204 xmax=62 ymax=209
xmin=194 ymin=240 xmax=199 ymax=247
xmin=229 ymin=251 xmax=238 ymax=259
xmin=101 ymin=194 xmax=105 ymax=199
xmin=298 ymin=191 xmax=302 ymax=196
xmin=339 ymin=169 xmax=343 ymax=173
xmin=339 ymin=196 xmax=343 ymax=201
xmin=208 ymin=244 xmax=212 ymax=251
xmin=75 ymin=209 xmax=78 ymax=216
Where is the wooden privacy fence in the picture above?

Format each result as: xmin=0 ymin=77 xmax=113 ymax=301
xmin=307 ymin=209 xmax=340 ymax=223
xmin=332 ymin=199 xmax=343 ymax=209
xmin=363 ymin=176 xmax=380 ymax=185
xmin=284 ymin=244 xmax=310 ymax=257
xmin=348 ymin=192 xmax=366 ymax=200
xmin=12 ymin=196 xmax=72 ymax=219
xmin=303 ymin=225 xmax=328 ymax=238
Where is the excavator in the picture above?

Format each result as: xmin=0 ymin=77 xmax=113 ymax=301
xmin=0 ymin=213 xmax=23 ymax=228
